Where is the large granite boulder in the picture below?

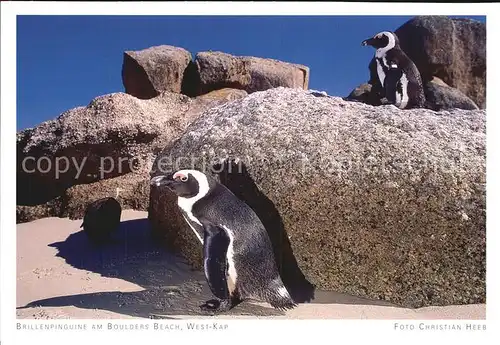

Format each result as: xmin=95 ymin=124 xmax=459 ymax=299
xmin=395 ymin=16 xmax=486 ymax=108
xmin=424 ymin=77 xmax=479 ymax=111
xmin=194 ymin=51 xmax=252 ymax=95
xmin=122 ymin=45 xmax=192 ymax=99
xmin=193 ymin=51 xmax=309 ymax=96
xmin=17 ymin=88 xmax=248 ymax=211
xmin=16 ymin=172 xmax=150 ymax=224
xmin=243 ymin=56 xmax=309 ymax=93
xmin=149 ymin=87 xmax=485 ymax=308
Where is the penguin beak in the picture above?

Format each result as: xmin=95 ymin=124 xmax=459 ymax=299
xmin=362 ymin=38 xmax=375 ymax=47
xmin=150 ymin=174 xmax=175 ymax=188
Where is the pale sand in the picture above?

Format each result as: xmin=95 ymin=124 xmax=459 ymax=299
xmin=16 ymin=210 xmax=485 ymax=320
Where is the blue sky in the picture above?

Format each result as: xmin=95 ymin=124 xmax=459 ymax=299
xmin=17 ymin=15 xmax=486 ymax=131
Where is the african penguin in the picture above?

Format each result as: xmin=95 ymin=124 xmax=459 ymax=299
xmin=150 ymin=169 xmax=296 ymax=315
xmin=362 ymin=31 xmax=425 ymax=109
xmin=81 ymin=197 xmax=122 ymax=245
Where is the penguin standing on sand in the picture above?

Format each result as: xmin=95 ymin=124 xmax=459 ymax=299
xmin=150 ymin=169 xmax=296 ymax=315
xmin=362 ymin=31 xmax=425 ymax=109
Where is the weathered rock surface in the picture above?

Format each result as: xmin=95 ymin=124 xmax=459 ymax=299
xmin=195 ymin=51 xmax=252 ymax=95
xmin=17 ymin=88 xmax=248 ymax=211
xmin=243 ymin=56 xmax=309 ymax=93
xmin=149 ymin=87 xmax=485 ymax=308
xmin=16 ymin=173 xmax=150 ymax=224
xmin=17 ymin=197 xmax=65 ymax=224
xmin=194 ymin=51 xmax=309 ymax=95
xmin=122 ymin=45 xmax=192 ymax=99
xmin=424 ymin=77 xmax=479 ymax=111
xmin=395 ymin=16 xmax=486 ymax=108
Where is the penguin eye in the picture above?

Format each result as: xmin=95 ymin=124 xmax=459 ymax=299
xmin=180 ymin=176 xmax=188 ymax=182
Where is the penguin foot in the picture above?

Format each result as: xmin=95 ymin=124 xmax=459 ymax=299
xmin=199 ymin=299 xmax=233 ymax=315
xmin=380 ymin=97 xmax=390 ymax=105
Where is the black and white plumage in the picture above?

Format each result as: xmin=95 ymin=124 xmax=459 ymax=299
xmin=362 ymin=31 xmax=425 ymax=109
xmin=81 ymin=197 xmax=122 ymax=245
xmin=150 ymin=169 xmax=296 ymax=315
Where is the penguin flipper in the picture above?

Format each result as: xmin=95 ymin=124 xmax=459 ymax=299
xmin=384 ymin=66 xmax=403 ymax=105
xmin=202 ymin=223 xmax=231 ymax=301
xmin=368 ymin=58 xmax=384 ymax=100
xmin=180 ymin=213 xmax=205 ymax=244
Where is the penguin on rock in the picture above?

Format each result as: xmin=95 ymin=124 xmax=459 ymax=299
xmin=362 ymin=30 xmax=426 ymax=109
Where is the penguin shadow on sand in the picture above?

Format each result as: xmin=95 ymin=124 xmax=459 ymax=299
xmin=213 ymin=160 xmax=400 ymax=308
xmin=17 ymin=216 xmax=285 ymax=319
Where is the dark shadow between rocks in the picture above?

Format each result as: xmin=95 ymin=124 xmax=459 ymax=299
xmin=180 ymin=61 xmax=201 ymax=97
xmin=212 ymin=160 xmax=316 ymax=304
xmin=122 ymin=52 xmax=158 ymax=100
